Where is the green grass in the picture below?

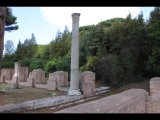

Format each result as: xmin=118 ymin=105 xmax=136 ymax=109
xmin=0 ymin=79 xmax=150 ymax=107
xmin=0 ymin=83 xmax=66 ymax=105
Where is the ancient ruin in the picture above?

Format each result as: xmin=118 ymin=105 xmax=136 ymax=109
xmin=27 ymin=69 xmax=45 ymax=85
xmin=47 ymin=71 xmax=68 ymax=91
xmin=68 ymin=13 xmax=81 ymax=96
xmin=79 ymin=71 xmax=95 ymax=97
xmin=2 ymin=12 xmax=160 ymax=113
xmin=0 ymin=68 xmax=14 ymax=82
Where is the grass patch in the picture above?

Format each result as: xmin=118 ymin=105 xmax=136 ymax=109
xmin=0 ymin=83 xmax=66 ymax=106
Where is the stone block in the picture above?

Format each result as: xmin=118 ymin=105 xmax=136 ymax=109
xmin=79 ymin=71 xmax=95 ymax=97
xmin=47 ymin=79 xmax=58 ymax=91
xmin=27 ymin=78 xmax=35 ymax=87
xmin=82 ymin=83 xmax=94 ymax=97
xmin=0 ymin=68 xmax=14 ymax=82
xmin=150 ymin=77 xmax=160 ymax=98
xmin=27 ymin=69 xmax=45 ymax=84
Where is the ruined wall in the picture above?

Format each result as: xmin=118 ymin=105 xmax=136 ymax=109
xmin=18 ymin=67 xmax=28 ymax=82
xmin=0 ymin=68 xmax=14 ymax=82
xmin=146 ymin=77 xmax=160 ymax=113
xmin=47 ymin=71 xmax=68 ymax=91
xmin=56 ymin=89 xmax=149 ymax=113
xmin=27 ymin=69 xmax=45 ymax=85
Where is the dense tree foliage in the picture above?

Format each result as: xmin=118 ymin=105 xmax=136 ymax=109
xmin=2 ymin=7 xmax=160 ymax=88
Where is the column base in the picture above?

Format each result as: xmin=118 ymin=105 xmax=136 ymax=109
xmin=68 ymin=89 xmax=82 ymax=96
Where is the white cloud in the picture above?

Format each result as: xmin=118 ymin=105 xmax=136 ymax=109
xmin=40 ymin=7 xmax=141 ymax=32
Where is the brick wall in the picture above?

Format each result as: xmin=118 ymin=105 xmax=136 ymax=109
xmin=56 ymin=89 xmax=149 ymax=113
xmin=146 ymin=77 xmax=160 ymax=113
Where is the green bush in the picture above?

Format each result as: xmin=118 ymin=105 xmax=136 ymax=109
xmin=96 ymin=54 xmax=124 ymax=88
xmin=45 ymin=59 xmax=57 ymax=76
xmin=18 ymin=58 xmax=31 ymax=67
xmin=56 ymin=53 xmax=71 ymax=80
xmin=2 ymin=61 xmax=14 ymax=68
xmin=80 ymin=56 xmax=98 ymax=72
xmin=29 ymin=59 xmax=46 ymax=72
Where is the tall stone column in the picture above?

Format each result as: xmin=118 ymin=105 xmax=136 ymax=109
xmin=68 ymin=13 xmax=81 ymax=95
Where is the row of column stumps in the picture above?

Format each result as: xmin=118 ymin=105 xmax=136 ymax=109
xmin=68 ymin=13 xmax=81 ymax=95
xmin=2 ymin=13 xmax=82 ymax=95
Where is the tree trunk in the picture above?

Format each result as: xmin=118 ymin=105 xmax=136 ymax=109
xmin=0 ymin=7 xmax=6 ymax=77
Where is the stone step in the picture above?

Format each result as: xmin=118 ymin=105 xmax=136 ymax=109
xmin=58 ymin=86 xmax=111 ymax=93
xmin=95 ymin=87 xmax=110 ymax=92
xmin=58 ymin=86 xmax=69 ymax=92
xmin=95 ymin=90 xmax=110 ymax=95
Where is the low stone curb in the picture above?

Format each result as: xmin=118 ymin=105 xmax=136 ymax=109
xmin=0 ymin=95 xmax=83 ymax=113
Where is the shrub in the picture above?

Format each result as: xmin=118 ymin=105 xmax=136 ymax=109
xmin=2 ymin=61 xmax=14 ymax=68
xmin=96 ymin=54 xmax=124 ymax=88
xmin=56 ymin=53 xmax=71 ymax=80
xmin=80 ymin=56 xmax=98 ymax=72
xmin=29 ymin=59 xmax=46 ymax=72
xmin=44 ymin=59 xmax=57 ymax=76
xmin=18 ymin=58 xmax=31 ymax=67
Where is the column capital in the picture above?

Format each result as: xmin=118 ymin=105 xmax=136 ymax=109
xmin=71 ymin=13 xmax=81 ymax=17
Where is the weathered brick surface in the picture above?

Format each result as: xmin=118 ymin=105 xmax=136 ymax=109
xmin=47 ymin=71 xmax=68 ymax=91
xmin=27 ymin=78 xmax=35 ymax=87
xmin=150 ymin=77 xmax=160 ymax=98
xmin=79 ymin=71 xmax=95 ymax=97
xmin=146 ymin=77 xmax=160 ymax=113
xmin=0 ymin=68 xmax=14 ymax=82
xmin=64 ymin=72 xmax=68 ymax=86
xmin=47 ymin=79 xmax=57 ymax=90
xmin=18 ymin=67 xmax=28 ymax=82
xmin=27 ymin=69 xmax=45 ymax=84
xmin=56 ymin=89 xmax=148 ymax=113
xmin=146 ymin=96 xmax=160 ymax=113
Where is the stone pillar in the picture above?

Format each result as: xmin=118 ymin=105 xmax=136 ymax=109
xmin=14 ymin=62 xmax=20 ymax=77
xmin=11 ymin=62 xmax=20 ymax=89
xmin=68 ymin=13 xmax=81 ymax=95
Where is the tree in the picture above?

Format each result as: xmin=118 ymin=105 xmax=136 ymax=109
xmin=0 ymin=7 xmax=6 ymax=76
xmin=49 ymin=27 xmax=71 ymax=60
xmin=18 ymin=33 xmax=38 ymax=59
xmin=30 ymin=33 xmax=37 ymax=45
xmin=14 ymin=39 xmax=23 ymax=61
xmin=5 ymin=7 xmax=18 ymax=32
xmin=145 ymin=7 xmax=160 ymax=77
xmin=0 ymin=7 xmax=18 ymax=76
xmin=4 ymin=40 xmax=14 ymax=55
